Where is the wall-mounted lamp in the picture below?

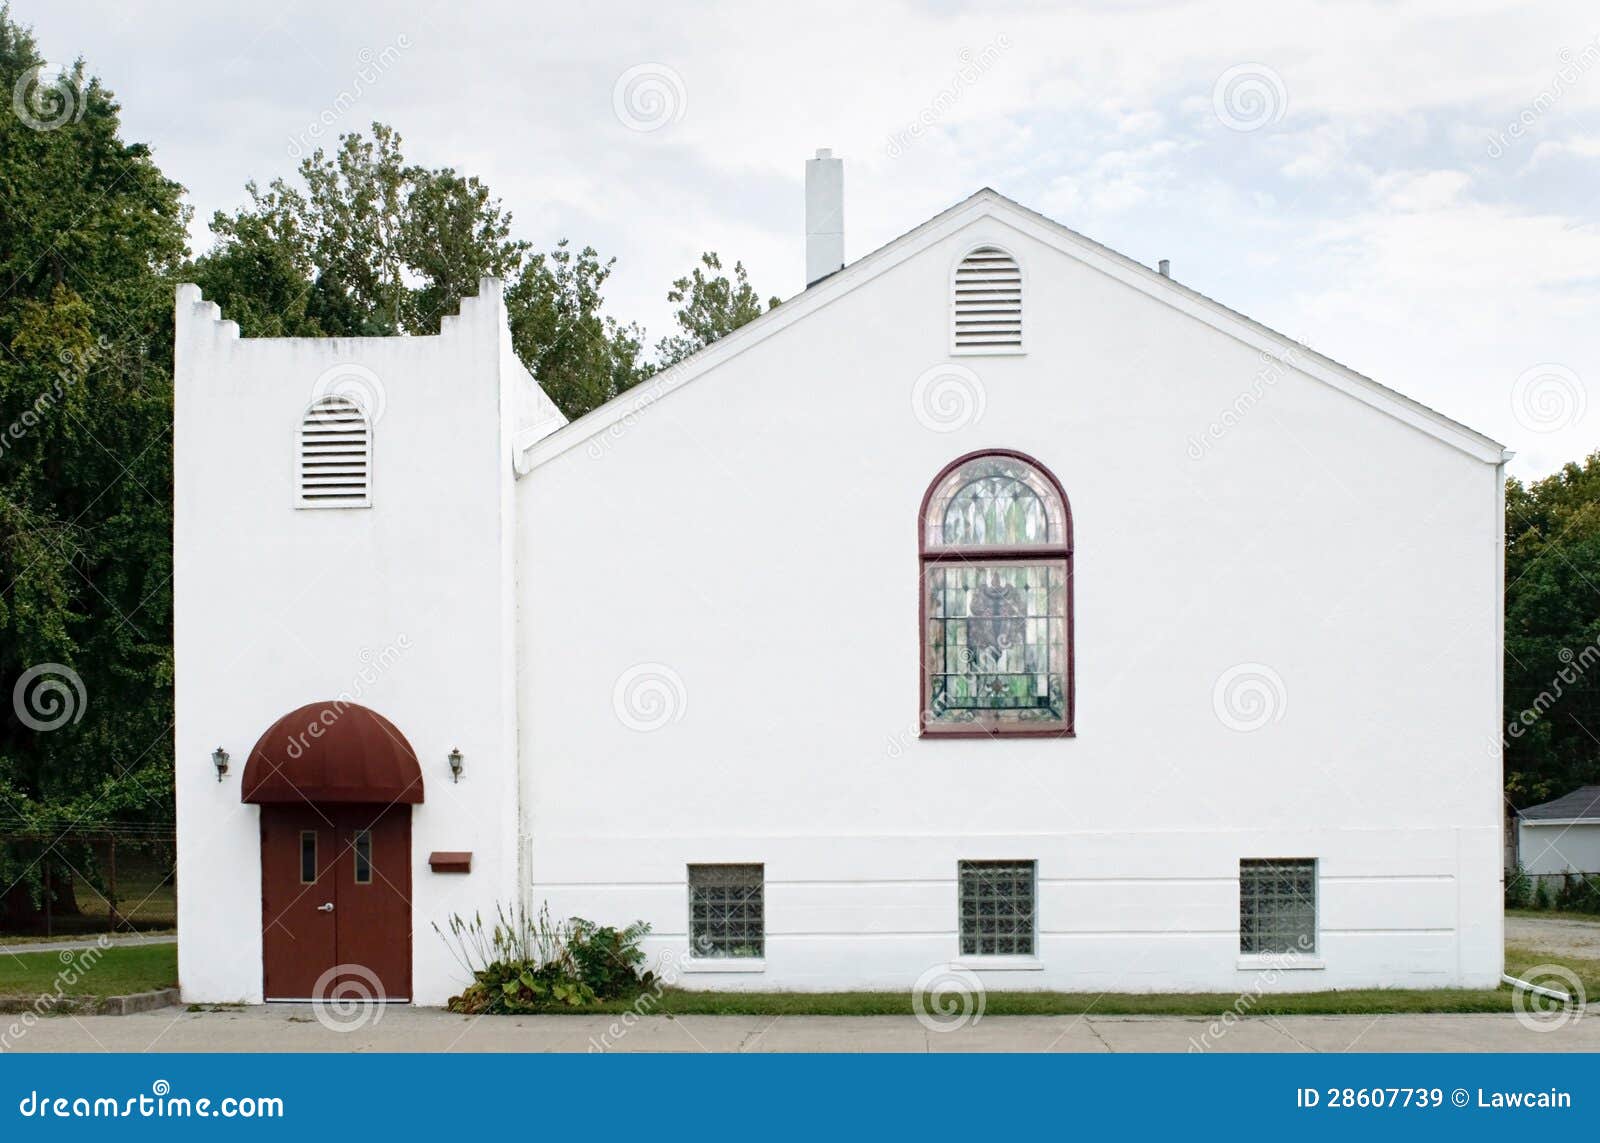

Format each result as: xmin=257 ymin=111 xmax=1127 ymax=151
xmin=448 ymin=747 xmax=463 ymax=783
xmin=212 ymin=746 xmax=230 ymax=782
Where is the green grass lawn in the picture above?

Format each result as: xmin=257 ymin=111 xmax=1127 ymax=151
xmin=1504 ymin=944 xmax=1600 ymax=997
xmin=0 ymin=925 xmax=1589 ymax=1016
xmin=568 ymin=986 xmax=1516 ymax=1017
xmin=1505 ymin=907 xmax=1600 ymax=922
xmin=0 ymin=943 xmax=176 ymax=999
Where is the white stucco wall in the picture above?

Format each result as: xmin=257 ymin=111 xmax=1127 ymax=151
xmin=173 ymin=282 xmax=543 ymax=1005
xmin=516 ymin=204 xmax=1504 ymax=993
xmin=1519 ymin=822 xmax=1600 ymax=875
xmin=176 ymin=195 xmax=1505 ymax=1003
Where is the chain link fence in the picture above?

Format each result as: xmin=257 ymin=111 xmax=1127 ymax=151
xmin=0 ymin=823 xmax=175 ymax=938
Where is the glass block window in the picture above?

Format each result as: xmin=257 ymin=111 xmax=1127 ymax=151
xmin=1239 ymin=859 xmax=1317 ymax=955
xmin=688 ymin=864 xmax=764 ymax=958
xmin=959 ymin=860 xmax=1036 ymax=956
xmin=921 ymin=452 xmax=1072 ymax=736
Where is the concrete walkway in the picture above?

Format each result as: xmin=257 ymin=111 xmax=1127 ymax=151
xmin=0 ymin=933 xmax=176 ymax=954
xmin=3 ymin=1005 xmax=1596 ymax=1052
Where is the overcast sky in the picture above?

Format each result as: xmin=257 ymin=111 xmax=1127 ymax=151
xmin=19 ymin=0 xmax=1600 ymax=477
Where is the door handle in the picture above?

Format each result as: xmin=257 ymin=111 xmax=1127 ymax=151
xmin=317 ymin=902 xmax=334 ymax=912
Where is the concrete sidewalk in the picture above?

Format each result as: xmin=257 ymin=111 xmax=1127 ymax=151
xmin=0 ymin=933 xmax=175 ymax=953
xmin=3 ymin=1005 xmax=1596 ymax=1052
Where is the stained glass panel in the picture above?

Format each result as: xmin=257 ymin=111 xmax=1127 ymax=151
xmin=924 ymin=455 xmax=1066 ymax=548
xmin=925 ymin=561 xmax=1066 ymax=730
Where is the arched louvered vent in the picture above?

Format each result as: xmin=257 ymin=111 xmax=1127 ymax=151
xmin=952 ymin=246 xmax=1023 ymax=352
xmin=297 ymin=396 xmax=371 ymax=508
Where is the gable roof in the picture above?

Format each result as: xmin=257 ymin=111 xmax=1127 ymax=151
xmin=1519 ymin=785 xmax=1600 ymax=823
xmin=516 ymin=188 xmax=1508 ymax=473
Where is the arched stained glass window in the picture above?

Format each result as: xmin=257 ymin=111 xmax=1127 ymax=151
xmin=919 ymin=450 xmax=1073 ymax=738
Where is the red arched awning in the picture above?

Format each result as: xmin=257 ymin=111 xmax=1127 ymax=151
xmin=241 ymin=701 xmax=424 ymax=805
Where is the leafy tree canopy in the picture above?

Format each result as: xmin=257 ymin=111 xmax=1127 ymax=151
xmin=1 ymin=5 xmax=189 ymax=918
xmin=1504 ymin=454 xmax=1600 ymax=807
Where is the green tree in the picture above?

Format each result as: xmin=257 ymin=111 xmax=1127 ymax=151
xmin=1503 ymin=452 xmax=1600 ymax=807
xmin=193 ymin=124 xmax=527 ymax=338
xmin=654 ymin=252 xmax=780 ymax=367
xmin=1 ymin=6 xmax=189 ymax=925
xmin=506 ymin=241 xmax=650 ymax=419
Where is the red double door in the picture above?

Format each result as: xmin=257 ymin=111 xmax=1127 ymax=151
xmin=260 ymin=804 xmax=412 ymax=1002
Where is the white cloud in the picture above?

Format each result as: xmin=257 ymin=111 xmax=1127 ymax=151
xmin=19 ymin=0 xmax=1600 ymax=475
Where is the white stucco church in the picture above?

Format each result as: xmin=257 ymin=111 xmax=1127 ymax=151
xmin=173 ymin=151 xmax=1508 ymax=1006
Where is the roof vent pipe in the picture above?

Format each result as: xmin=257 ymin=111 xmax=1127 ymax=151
xmin=805 ymin=148 xmax=844 ymax=286
xmin=1158 ymin=259 xmax=1171 ymax=278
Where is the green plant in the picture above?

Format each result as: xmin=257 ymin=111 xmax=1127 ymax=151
xmin=1553 ymin=871 xmax=1600 ymax=914
xmin=1504 ymin=865 xmax=1533 ymax=910
xmin=1534 ymin=877 xmax=1553 ymax=910
xmin=434 ymin=902 xmax=652 ymax=1014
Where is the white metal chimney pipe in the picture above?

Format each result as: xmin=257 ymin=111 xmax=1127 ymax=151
xmin=805 ymin=148 xmax=844 ymax=286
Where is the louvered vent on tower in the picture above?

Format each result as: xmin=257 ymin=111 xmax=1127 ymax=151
xmin=297 ymin=396 xmax=371 ymax=508
xmin=952 ymin=246 xmax=1023 ymax=352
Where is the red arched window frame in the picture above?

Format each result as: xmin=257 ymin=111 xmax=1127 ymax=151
xmin=918 ymin=448 xmax=1074 ymax=739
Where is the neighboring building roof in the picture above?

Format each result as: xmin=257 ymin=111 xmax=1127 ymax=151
xmin=516 ymin=187 xmax=1509 ymax=473
xmin=1519 ymin=785 xmax=1600 ymax=823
